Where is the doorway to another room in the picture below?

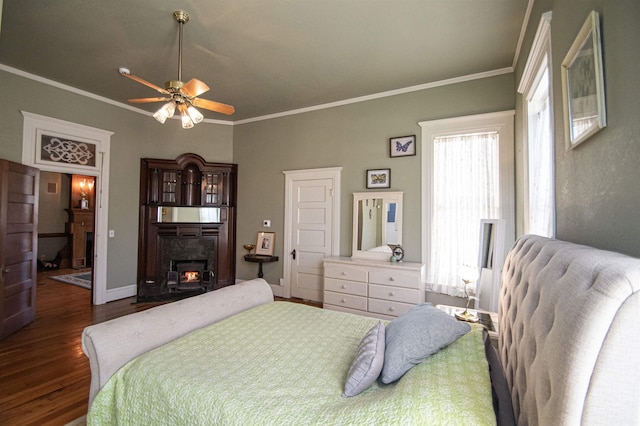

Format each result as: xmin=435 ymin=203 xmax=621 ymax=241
xmin=21 ymin=111 xmax=112 ymax=305
xmin=37 ymin=172 xmax=95 ymax=301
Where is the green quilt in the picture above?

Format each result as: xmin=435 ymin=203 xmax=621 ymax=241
xmin=88 ymin=302 xmax=495 ymax=425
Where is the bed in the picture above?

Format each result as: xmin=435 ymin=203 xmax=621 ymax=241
xmin=82 ymin=235 xmax=640 ymax=424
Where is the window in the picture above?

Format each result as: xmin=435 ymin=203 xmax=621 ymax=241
xmin=420 ymin=111 xmax=514 ymax=296
xmin=519 ymin=12 xmax=555 ymax=237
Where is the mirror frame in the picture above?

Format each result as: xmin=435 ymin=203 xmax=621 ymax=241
xmin=352 ymin=191 xmax=403 ymax=260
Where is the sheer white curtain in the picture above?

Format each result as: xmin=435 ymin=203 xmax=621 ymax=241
xmin=528 ymin=93 xmax=554 ymax=237
xmin=428 ymin=132 xmax=500 ymax=296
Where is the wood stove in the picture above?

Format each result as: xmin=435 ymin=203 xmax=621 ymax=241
xmin=167 ymin=259 xmax=211 ymax=291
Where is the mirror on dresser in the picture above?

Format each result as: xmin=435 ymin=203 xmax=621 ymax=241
xmin=352 ymin=191 xmax=403 ymax=260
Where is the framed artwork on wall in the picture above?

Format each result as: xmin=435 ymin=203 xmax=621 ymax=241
xmin=366 ymin=168 xmax=390 ymax=189
xmin=256 ymin=232 xmax=275 ymax=256
xmin=561 ymin=11 xmax=607 ymax=150
xmin=389 ymin=135 xmax=416 ymax=157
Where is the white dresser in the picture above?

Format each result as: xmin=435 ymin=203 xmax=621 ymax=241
xmin=323 ymin=256 xmax=426 ymax=320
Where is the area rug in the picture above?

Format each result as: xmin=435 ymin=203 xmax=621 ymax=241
xmin=51 ymin=272 xmax=92 ymax=290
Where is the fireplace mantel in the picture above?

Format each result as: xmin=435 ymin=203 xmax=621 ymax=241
xmin=137 ymin=153 xmax=237 ymax=296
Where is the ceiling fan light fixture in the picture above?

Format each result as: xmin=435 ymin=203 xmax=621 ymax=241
xmin=153 ymin=101 xmax=176 ymax=124
xmin=187 ymin=105 xmax=204 ymax=124
xmin=181 ymin=114 xmax=194 ymax=129
xmin=179 ymin=106 xmax=194 ymax=129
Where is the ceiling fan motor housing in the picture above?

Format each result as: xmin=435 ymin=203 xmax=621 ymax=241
xmin=165 ymin=80 xmax=185 ymax=92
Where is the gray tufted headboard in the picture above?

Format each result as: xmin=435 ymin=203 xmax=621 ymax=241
xmin=499 ymin=235 xmax=640 ymax=425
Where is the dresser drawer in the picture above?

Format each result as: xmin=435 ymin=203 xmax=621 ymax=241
xmin=324 ymin=265 xmax=367 ymax=283
xmin=324 ymin=291 xmax=367 ymax=311
xmin=368 ymin=284 xmax=419 ymax=304
xmin=324 ymin=278 xmax=367 ymax=296
xmin=369 ymin=269 xmax=420 ymax=289
xmin=368 ymin=298 xmax=414 ymax=317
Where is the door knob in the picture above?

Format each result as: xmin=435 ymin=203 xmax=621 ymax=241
xmin=291 ymin=249 xmax=296 ymax=260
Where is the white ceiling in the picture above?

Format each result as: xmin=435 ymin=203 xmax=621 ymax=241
xmin=0 ymin=0 xmax=530 ymax=122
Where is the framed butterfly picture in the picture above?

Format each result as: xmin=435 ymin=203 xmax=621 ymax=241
xmin=366 ymin=168 xmax=391 ymax=189
xmin=390 ymin=135 xmax=416 ymax=157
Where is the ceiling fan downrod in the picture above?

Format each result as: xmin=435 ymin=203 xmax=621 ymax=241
xmin=173 ymin=10 xmax=189 ymax=86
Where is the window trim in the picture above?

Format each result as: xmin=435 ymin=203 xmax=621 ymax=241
xmin=419 ymin=110 xmax=515 ymax=281
xmin=518 ymin=11 xmax=556 ymax=237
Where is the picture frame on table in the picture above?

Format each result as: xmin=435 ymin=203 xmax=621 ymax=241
xmin=561 ymin=11 xmax=606 ymax=150
xmin=366 ymin=168 xmax=391 ymax=189
xmin=255 ymin=232 xmax=275 ymax=256
xmin=390 ymin=135 xmax=416 ymax=157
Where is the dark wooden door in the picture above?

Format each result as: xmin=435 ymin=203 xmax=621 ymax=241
xmin=0 ymin=159 xmax=39 ymax=340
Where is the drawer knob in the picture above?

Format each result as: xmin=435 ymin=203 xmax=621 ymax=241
xmin=341 ymin=271 xmax=347 ymax=276
xmin=389 ymin=276 xmax=396 ymax=282
xmin=341 ymin=298 xmax=347 ymax=303
xmin=389 ymin=306 xmax=395 ymax=312
xmin=341 ymin=284 xmax=347 ymax=289
xmin=389 ymin=291 xmax=395 ymax=297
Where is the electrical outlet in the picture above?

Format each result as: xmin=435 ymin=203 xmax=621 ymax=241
xmin=263 ymin=219 xmax=271 ymax=227
xmin=109 ymin=229 xmax=115 ymax=238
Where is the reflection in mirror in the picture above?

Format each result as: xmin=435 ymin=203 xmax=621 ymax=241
xmin=357 ymin=199 xmax=399 ymax=250
xmin=352 ymin=192 xmax=403 ymax=260
xmin=157 ymin=207 xmax=221 ymax=223
xmin=476 ymin=218 xmax=505 ymax=312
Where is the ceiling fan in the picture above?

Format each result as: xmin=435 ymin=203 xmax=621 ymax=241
xmin=119 ymin=10 xmax=234 ymax=129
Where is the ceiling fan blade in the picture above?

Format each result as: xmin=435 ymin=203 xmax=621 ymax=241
xmin=192 ymin=98 xmax=235 ymax=115
xmin=181 ymin=78 xmax=210 ymax=98
xmin=120 ymin=72 xmax=170 ymax=95
xmin=128 ymin=97 xmax=171 ymax=103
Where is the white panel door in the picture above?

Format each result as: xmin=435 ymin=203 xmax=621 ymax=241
xmin=290 ymin=178 xmax=333 ymax=301
xmin=282 ymin=167 xmax=341 ymax=301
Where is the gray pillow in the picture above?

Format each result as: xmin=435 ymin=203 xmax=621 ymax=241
xmin=343 ymin=321 xmax=385 ymax=397
xmin=380 ymin=303 xmax=470 ymax=384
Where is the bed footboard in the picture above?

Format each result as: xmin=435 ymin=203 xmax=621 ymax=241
xmin=82 ymin=278 xmax=273 ymax=405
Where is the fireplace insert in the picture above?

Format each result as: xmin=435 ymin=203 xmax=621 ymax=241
xmin=167 ymin=259 xmax=212 ymax=291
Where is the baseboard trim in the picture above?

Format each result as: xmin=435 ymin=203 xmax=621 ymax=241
xmin=106 ymin=284 xmax=136 ymax=302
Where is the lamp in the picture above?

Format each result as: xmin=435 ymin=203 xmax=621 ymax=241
xmin=78 ymin=177 xmax=94 ymax=209
xmin=455 ymin=264 xmax=480 ymax=323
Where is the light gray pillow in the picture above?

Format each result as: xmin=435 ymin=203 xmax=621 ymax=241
xmin=380 ymin=303 xmax=470 ymax=384
xmin=343 ymin=321 xmax=385 ymax=397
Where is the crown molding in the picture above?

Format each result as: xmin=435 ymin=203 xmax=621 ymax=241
xmin=2 ymin=63 xmax=514 ymax=126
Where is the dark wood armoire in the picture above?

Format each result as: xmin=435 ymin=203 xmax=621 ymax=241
xmin=137 ymin=153 xmax=237 ymax=294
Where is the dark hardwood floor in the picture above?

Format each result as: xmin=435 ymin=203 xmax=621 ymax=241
xmin=0 ymin=269 xmax=319 ymax=425
xmin=0 ymin=269 xmax=155 ymax=425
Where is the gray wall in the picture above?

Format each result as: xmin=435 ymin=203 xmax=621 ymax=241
xmin=0 ymin=69 xmax=234 ymax=291
xmin=514 ymin=0 xmax=640 ymax=257
xmin=233 ymin=74 xmax=515 ymax=284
